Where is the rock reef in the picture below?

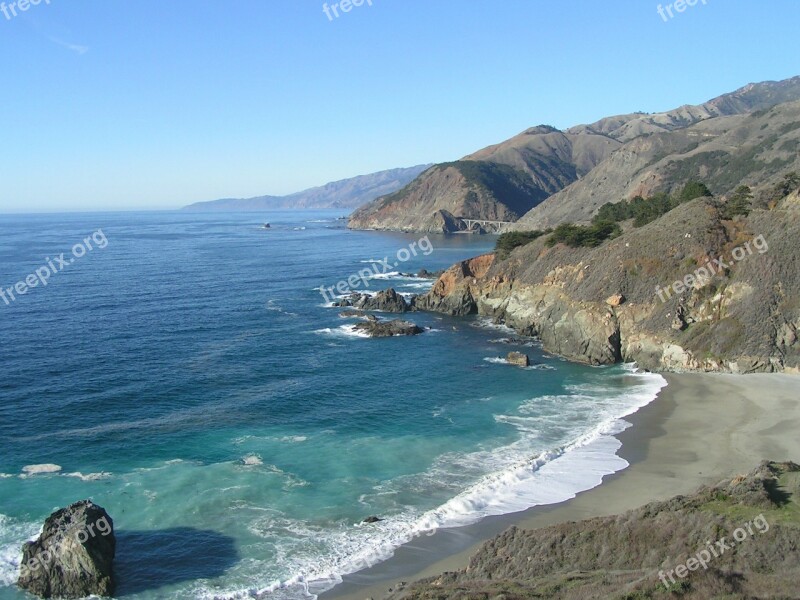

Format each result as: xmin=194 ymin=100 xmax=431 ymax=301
xmin=336 ymin=288 xmax=412 ymax=313
xmin=353 ymin=318 xmax=424 ymax=338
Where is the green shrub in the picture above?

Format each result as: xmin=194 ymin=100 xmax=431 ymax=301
xmin=495 ymin=230 xmax=548 ymax=258
xmin=678 ymin=180 xmax=713 ymax=203
xmin=546 ymin=220 xmax=621 ymax=248
xmin=721 ymin=185 xmax=753 ymax=219
xmin=592 ymin=181 xmax=714 ymax=229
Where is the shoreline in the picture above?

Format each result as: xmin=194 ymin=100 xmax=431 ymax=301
xmin=322 ymin=372 xmax=800 ymax=600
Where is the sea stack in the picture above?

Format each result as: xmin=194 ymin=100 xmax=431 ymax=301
xmin=17 ymin=500 xmax=116 ymax=599
xmin=507 ymin=352 xmax=530 ymax=367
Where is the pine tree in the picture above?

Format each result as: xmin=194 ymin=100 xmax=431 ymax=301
xmin=722 ymin=185 xmax=753 ymax=219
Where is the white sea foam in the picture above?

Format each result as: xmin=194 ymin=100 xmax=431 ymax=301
xmin=489 ymin=337 xmax=539 ymax=347
xmin=0 ymin=514 xmax=40 ymax=587
xmin=365 ymin=271 xmax=424 ymax=281
xmin=472 ymin=318 xmax=517 ymax=334
xmin=242 ymin=455 xmax=264 ymax=466
xmin=399 ymin=281 xmax=434 ymax=290
xmin=266 ymin=300 xmax=299 ymax=317
xmin=64 ymin=472 xmax=112 ymax=481
xmin=280 ymin=436 xmax=308 ymax=443
xmin=202 ymin=367 xmax=667 ymax=600
xmin=484 ymin=356 xmax=552 ymax=368
xmin=483 ymin=357 xmax=509 ymax=365
xmin=20 ymin=464 xmax=62 ymax=477
xmin=313 ymin=325 xmax=370 ymax=339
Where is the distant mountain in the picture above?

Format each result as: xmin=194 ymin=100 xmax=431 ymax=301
xmin=183 ymin=165 xmax=432 ymax=211
xmin=348 ymin=76 xmax=800 ymax=233
xmin=347 ymin=127 xmax=620 ymax=232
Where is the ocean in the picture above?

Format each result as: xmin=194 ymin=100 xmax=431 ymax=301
xmin=0 ymin=211 xmax=666 ymax=599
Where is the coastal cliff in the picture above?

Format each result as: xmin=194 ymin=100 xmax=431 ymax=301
xmin=417 ymin=197 xmax=800 ymax=373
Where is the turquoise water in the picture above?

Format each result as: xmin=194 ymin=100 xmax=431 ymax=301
xmin=0 ymin=211 xmax=665 ymax=599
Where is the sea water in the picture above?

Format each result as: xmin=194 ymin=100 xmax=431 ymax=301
xmin=0 ymin=211 xmax=666 ymax=599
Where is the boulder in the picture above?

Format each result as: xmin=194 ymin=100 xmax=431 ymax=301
xmin=416 ymin=269 xmax=444 ymax=280
xmin=18 ymin=500 xmax=116 ymax=599
xmin=507 ymin=352 xmax=530 ymax=367
xmin=353 ymin=319 xmax=424 ymax=338
xmin=606 ymin=293 xmax=626 ymax=307
xmin=362 ymin=516 xmax=383 ymax=524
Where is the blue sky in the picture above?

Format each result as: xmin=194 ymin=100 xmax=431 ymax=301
xmin=1 ymin=0 xmax=798 ymax=213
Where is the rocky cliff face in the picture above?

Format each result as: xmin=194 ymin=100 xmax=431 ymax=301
xmin=418 ymin=198 xmax=800 ymax=373
xmin=388 ymin=461 xmax=800 ymax=600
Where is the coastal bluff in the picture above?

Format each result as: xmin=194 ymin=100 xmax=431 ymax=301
xmin=416 ymin=197 xmax=800 ymax=373
xmin=385 ymin=461 xmax=800 ymax=599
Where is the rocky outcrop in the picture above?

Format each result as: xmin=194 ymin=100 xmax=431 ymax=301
xmin=362 ymin=516 xmax=383 ymax=524
xmin=414 ymin=254 xmax=495 ymax=316
xmin=415 ymin=268 xmax=444 ymax=280
xmin=506 ymin=352 xmax=530 ymax=367
xmin=339 ymin=309 xmax=369 ymax=319
xmin=336 ymin=288 xmax=410 ymax=313
xmin=353 ymin=318 xmax=424 ymax=338
xmin=429 ymin=210 xmax=468 ymax=234
xmin=389 ymin=461 xmax=800 ymax=600
xmin=17 ymin=500 xmax=116 ymax=599
xmin=606 ymin=293 xmax=625 ymax=307
xmin=417 ymin=198 xmax=800 ymax=372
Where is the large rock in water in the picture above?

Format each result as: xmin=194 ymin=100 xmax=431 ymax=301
xmin=18 ymin=500 xmax=116 ymax=599
xmin=353 ymin=318 xmax=424 ymax=337
xmin=336 ymin=288 xmax=410 ymax=313
xmin=506 ymin=352 xmax=530 ymax=367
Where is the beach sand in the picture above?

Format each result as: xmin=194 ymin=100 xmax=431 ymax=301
xmin=323 ymin=372 xmax=800 ymax=599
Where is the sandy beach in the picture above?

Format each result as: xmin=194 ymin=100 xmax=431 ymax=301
xmin=324 ymin=372 xmax=800 ymax=600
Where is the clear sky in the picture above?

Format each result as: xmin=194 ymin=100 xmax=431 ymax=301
xmin=1 ymin=0 xmax=798 ymax=213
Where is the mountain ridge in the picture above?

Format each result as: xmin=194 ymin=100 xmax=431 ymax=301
xmin=183 ymin=164 xmax=432 ymax=211
xmin=348 ymin=76 xmax=800 ymax=233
